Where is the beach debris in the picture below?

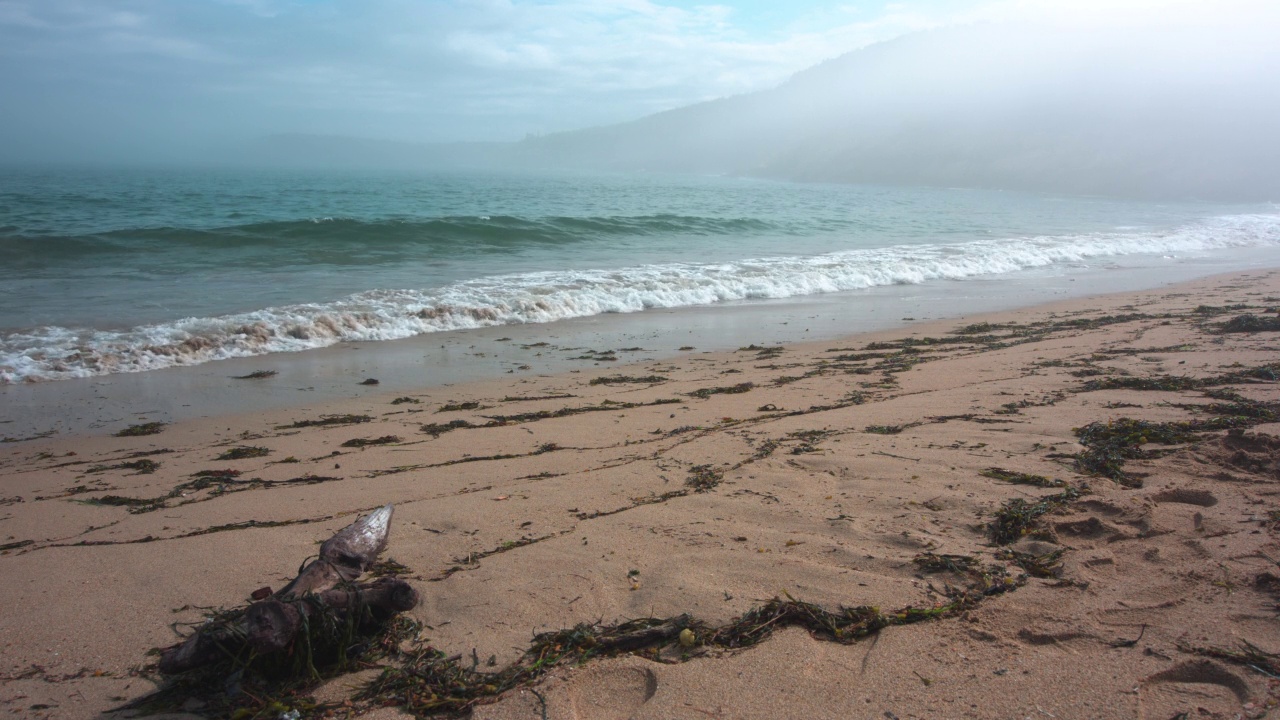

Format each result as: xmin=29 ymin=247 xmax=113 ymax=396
xmin=114 ymin=422 xmax=166 ymax=437
xmin=1214 ymin=314 xmax=1280 ymax=333
xmin=980 ymin=467 xmax=1068 ymax=488
xmin=913 ymin=553 xmax=979 ymax=573
xmin=341 ymin=435 xmax=401 ymax=448
xmin=277 ymin=414 xmax=373 ymax=429
xmin=437 ymin=401 xmax=483 ymax=412
xmin=686 ymin=464 xmax=724 ymax=492
xmin=989 ymin=486 xmax=1084 ymax=545
xmin=865 ymin=422 xmax=921 ymax=435
xmin=687 ymin=382 xmax=754 ymax=399
xmin=86 ymin=458 xmax=160 ymax=474
xmin=231 ymin=370 xmax=277 ymax=379
xmin=155 ymin=505 xmax=417 ymax=676
xmin=216 ymin=445 xmax=270 ymax=461
xmin=360 ymin=377 xmax=380 ymax=385
xmin=589 ymin=374 xmax=668 ymax=385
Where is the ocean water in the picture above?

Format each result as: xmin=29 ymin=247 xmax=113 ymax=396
xmin=2 ymin=165 xmax=1278 ymax=384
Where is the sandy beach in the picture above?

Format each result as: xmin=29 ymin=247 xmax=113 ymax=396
xmin=4 ymin=269 xmax=1280 ymax=720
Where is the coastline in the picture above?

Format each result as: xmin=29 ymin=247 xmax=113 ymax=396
xmin=3 ymin=269 xmax=1280 ymax=718
xmin=5 ymin=243 xmax=1280 ymax=442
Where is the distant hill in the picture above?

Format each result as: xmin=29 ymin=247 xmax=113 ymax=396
xmin=506 ymin=22 xmax=1280 ymax=201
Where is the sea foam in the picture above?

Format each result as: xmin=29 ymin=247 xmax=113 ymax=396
xmin=3 ymin=213 xmax=1278 ymax=383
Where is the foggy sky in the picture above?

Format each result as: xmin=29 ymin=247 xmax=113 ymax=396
xmin=1 ymin=0 xmax=1278 ymax=201
xmin=0 ymin=0 xmax=972 ymax=163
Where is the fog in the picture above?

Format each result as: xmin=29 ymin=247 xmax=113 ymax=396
xmin=511 ymin=18 xmax=1280 ymax=200
xmin=1 ymin=1 xmax=1278 ymax=200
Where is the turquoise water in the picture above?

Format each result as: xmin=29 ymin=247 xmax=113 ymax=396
xmin=1 ymin=165 xmax=1277 ymax=382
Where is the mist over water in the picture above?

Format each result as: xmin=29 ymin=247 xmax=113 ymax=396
xmin=2 ymin=166 xmax=1278 ymax=384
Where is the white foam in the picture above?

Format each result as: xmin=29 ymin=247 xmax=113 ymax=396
xmin=3 ymin=213 xmax=1278 ymax=383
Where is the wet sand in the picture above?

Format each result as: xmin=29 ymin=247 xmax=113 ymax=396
xmin=3 ymin=269 xmax=1280 ymax=719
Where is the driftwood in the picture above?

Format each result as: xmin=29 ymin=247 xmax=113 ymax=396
xmin=159 ymin=505 xmax=418 ymax=674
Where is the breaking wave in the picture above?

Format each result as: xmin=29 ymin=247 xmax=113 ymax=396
xmin=3 ymin=213 xmax=1278 ymax=383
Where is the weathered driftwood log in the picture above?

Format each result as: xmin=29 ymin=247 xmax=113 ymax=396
xmin=246 ymin=577 xmax=419 ymax=654
xmin=159 ymin=505 xmax=418 ymax=674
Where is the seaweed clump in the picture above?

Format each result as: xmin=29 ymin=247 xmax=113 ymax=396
xmin=913 ymin=553 xmax=979 ymax=573
xmin=342 ymin=435 xmax=402 ymax=448
xmin=123 ymin=605 xmax=421 ymax=719
xmin=589 ymin=375 xmax=668 ymax=385
xmin=989 ymin=485 xmax=1084 ymax=545
xmin=686 ymin=464 xmax=724 ymax=492
xmin=996 ymin=547 xmax=1067 ymax=578
xmin=87 ymin=459 xmax=160 ymax=475
xmin=231 ymin=370 xmax=277 ymax=379
xmin=437 ymin=401 xmax=482 ymax=412
xmin=217 ymin=446 xmax=271 ymax=461
xmin=1215 ymin=314 xmax=1280 ymax=333
xmin=420 ymin=419 xmax=480 ymax=438
xmin=980 ymin=468 xmax=1068 ymax=488
xmin=115 ymin=422 xmax=166 ymax=438
xmin=687 ymin=382 xmax=754 ymax=399
xmin=278 ymin=414 xmax=372 ymax=429
xmin=1073 ymin=417 xmax=1247 ymax=487
xmin=865 ymin=422 xmax=920 ymax=435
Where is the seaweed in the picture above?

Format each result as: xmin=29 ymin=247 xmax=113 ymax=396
xmin=277 ymin=414 xmax=372 ymax=429
xmin=353 ymin=566 xmax=1023 ymax=718
xmin=1079 ymin=375 xmax=1205 ymax=392
xmin=390 ymin=397 xmax=421 ymax=405
xmin=864 ymin=422 xmax=920 ymax=435
xmin=996 ymin=547 xmax=1066 ymax=578
xmin=80 ymin=494 xmax=164 ymax=512
xmin=420 ymin=419 xmax=479 ymax=437
xmin=989 ymin=486 xmax=1083 ymax=545
xmin=86 ymin=459 xmax=160 ymax=475
xmin=437 ymin=401 xmax=482 ymax=412
xmin=980 ymin=468 xmax=1068 ymax=488
xmin=217 ymin=446 xmax=271 ymax=461
xmin=589 ymin=375 xmax=668 ymax=385
xmin=685 ymin=465 xmax=724 ymax=492
xmin=687 ymin=382 xmax=754 ymax=399
xmin=788 ymin=429 xmax=833 ymax=454
xmin=115 ymin=422 xmax=166 ymax=438
xmin=122 ymin=604 xmax=421 ymax=719
xmin=1214 ymin=314 xmax=1280 ymax=333
xmin=912 ymin=553 xmax=979 ymax=573
xmin=231 ymin=370 xmax=277 ymax=379
xmin=1194 ymin=303 xmax=1251 ymax=316
xmin=342 ymin=435 xmax=402 ymax=448
xmin=1078 ymin=363 xmax=1280 ymax=393
xmin=1072 ymin=417 xmax=1249 ymax=487
xmin=482 ymin=398 xmax=680 ymax=424
xmin=76 ymin=470 xmax=342 ymax=515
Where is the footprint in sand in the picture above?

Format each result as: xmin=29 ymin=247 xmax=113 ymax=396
xmin=1139 ymin=660 xmax=1253 ymax=719
xmin=568 ymin=664 xmax=658 ymax=719
xmin=1054 ymin=516 xmax=1120 ymax=540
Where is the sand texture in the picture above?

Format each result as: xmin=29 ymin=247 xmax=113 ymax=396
xmin=4 ymin=270 xmax=1280 ymax=719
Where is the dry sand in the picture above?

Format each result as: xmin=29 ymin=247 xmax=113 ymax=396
xmin=4 ymin=270 xmax=1280 ymax=720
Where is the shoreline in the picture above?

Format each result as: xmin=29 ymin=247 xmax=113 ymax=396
xmin=2 ymin=269 xmax=1280 ymax=718
xmin=5 ymin=244 xmax=1280 ymax=442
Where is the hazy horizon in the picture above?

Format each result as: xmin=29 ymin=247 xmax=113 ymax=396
xmin=2 ymin=1 xmax=1279 ymax=199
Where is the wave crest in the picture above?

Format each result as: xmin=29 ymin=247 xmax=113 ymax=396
xmin=3 ymin=213 xmax=1278 ymax=383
